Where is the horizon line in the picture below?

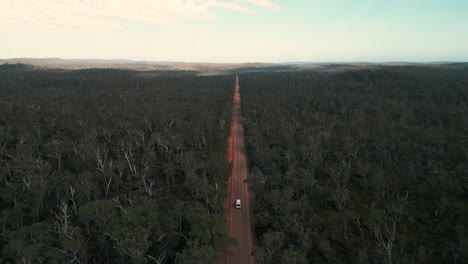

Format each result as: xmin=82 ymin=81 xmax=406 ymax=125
xmin=1 ymin=57 xmax=468 ymax=65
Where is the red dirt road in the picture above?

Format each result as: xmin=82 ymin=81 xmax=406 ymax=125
xmin=221 ymin=75 xmax=256 ymax=264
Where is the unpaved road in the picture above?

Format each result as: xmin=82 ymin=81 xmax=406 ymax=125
xmin=221 ymin=75 xmax=256 ymax=264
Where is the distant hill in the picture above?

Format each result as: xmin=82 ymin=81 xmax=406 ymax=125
xmin=0 ymin=58 xmax=281 ymax=72
xmin=282 ymin=61 xmax=466 ymax=66
xmin=1 ymin=58 xmax=467 ymax=72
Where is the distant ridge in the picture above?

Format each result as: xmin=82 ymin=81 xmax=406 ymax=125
xmin=1 ymin=58 xmax=467 ymax=72
xmin=0 ymin=58 xmax=280 ymax=72
xmin=282 ymin=61 xmax=462 ymax=66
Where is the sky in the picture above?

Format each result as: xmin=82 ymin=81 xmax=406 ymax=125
xmin=1 ymin=0 xmax=468 ymax=63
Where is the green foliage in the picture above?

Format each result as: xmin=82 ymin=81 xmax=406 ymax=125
xmin=241 ymin=67 xmax=468 ymax=263
xmin=2 ymin=64 xmax=467 ymax=263
xmin=0 ymin=68 xmax=232 ymax=263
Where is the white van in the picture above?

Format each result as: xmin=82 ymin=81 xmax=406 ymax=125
xmin=235 ymin=199 xmax=241 ymax=209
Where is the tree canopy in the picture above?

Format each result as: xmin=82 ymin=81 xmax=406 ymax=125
xmin=0 ymin=67 xmax=233 ymax=263
xmin=241 ymin=65 xmax=468 ymax=264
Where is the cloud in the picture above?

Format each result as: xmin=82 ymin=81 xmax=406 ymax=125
xmin=237 ymin=0 xmax=282 ymax=11
xmin=0 ymin=0 xmax=281 ymax=32
xmin=213 ymin=1 xmax=255 ymax=14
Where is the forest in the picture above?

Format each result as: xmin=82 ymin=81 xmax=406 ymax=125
xmin=0 ymin=64 xmax=233 ymax=263
xmin=240 ymin=65 xmax=468 ymax=263
xmin=1 ymin=63 xmax=467 ymax=264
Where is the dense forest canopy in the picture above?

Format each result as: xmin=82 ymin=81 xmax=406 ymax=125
xmin=0 ymin=65 xmax=233 ymax=263
xmin=1 ymin=63 xmax=467 ymax=263
xmin=240 ymin=65 xmax=468 ymax=263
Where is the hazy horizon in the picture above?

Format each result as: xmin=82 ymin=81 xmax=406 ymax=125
xmin=2 ymin=0 xmax=468 ymax=63
xmin=2 ymin=57 xmax=468 ymax=65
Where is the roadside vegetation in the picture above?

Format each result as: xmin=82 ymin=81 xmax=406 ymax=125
xmin=241 ymin=65 xmax=468 ymax=264
xmin=1 ymin=63 xmax=467 ymax=264
xmin=0 ymin=64 xmax=232 ymax=264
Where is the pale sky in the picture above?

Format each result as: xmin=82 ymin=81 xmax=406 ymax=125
xmin=1 ymin=0 xmax=468 ymax=63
